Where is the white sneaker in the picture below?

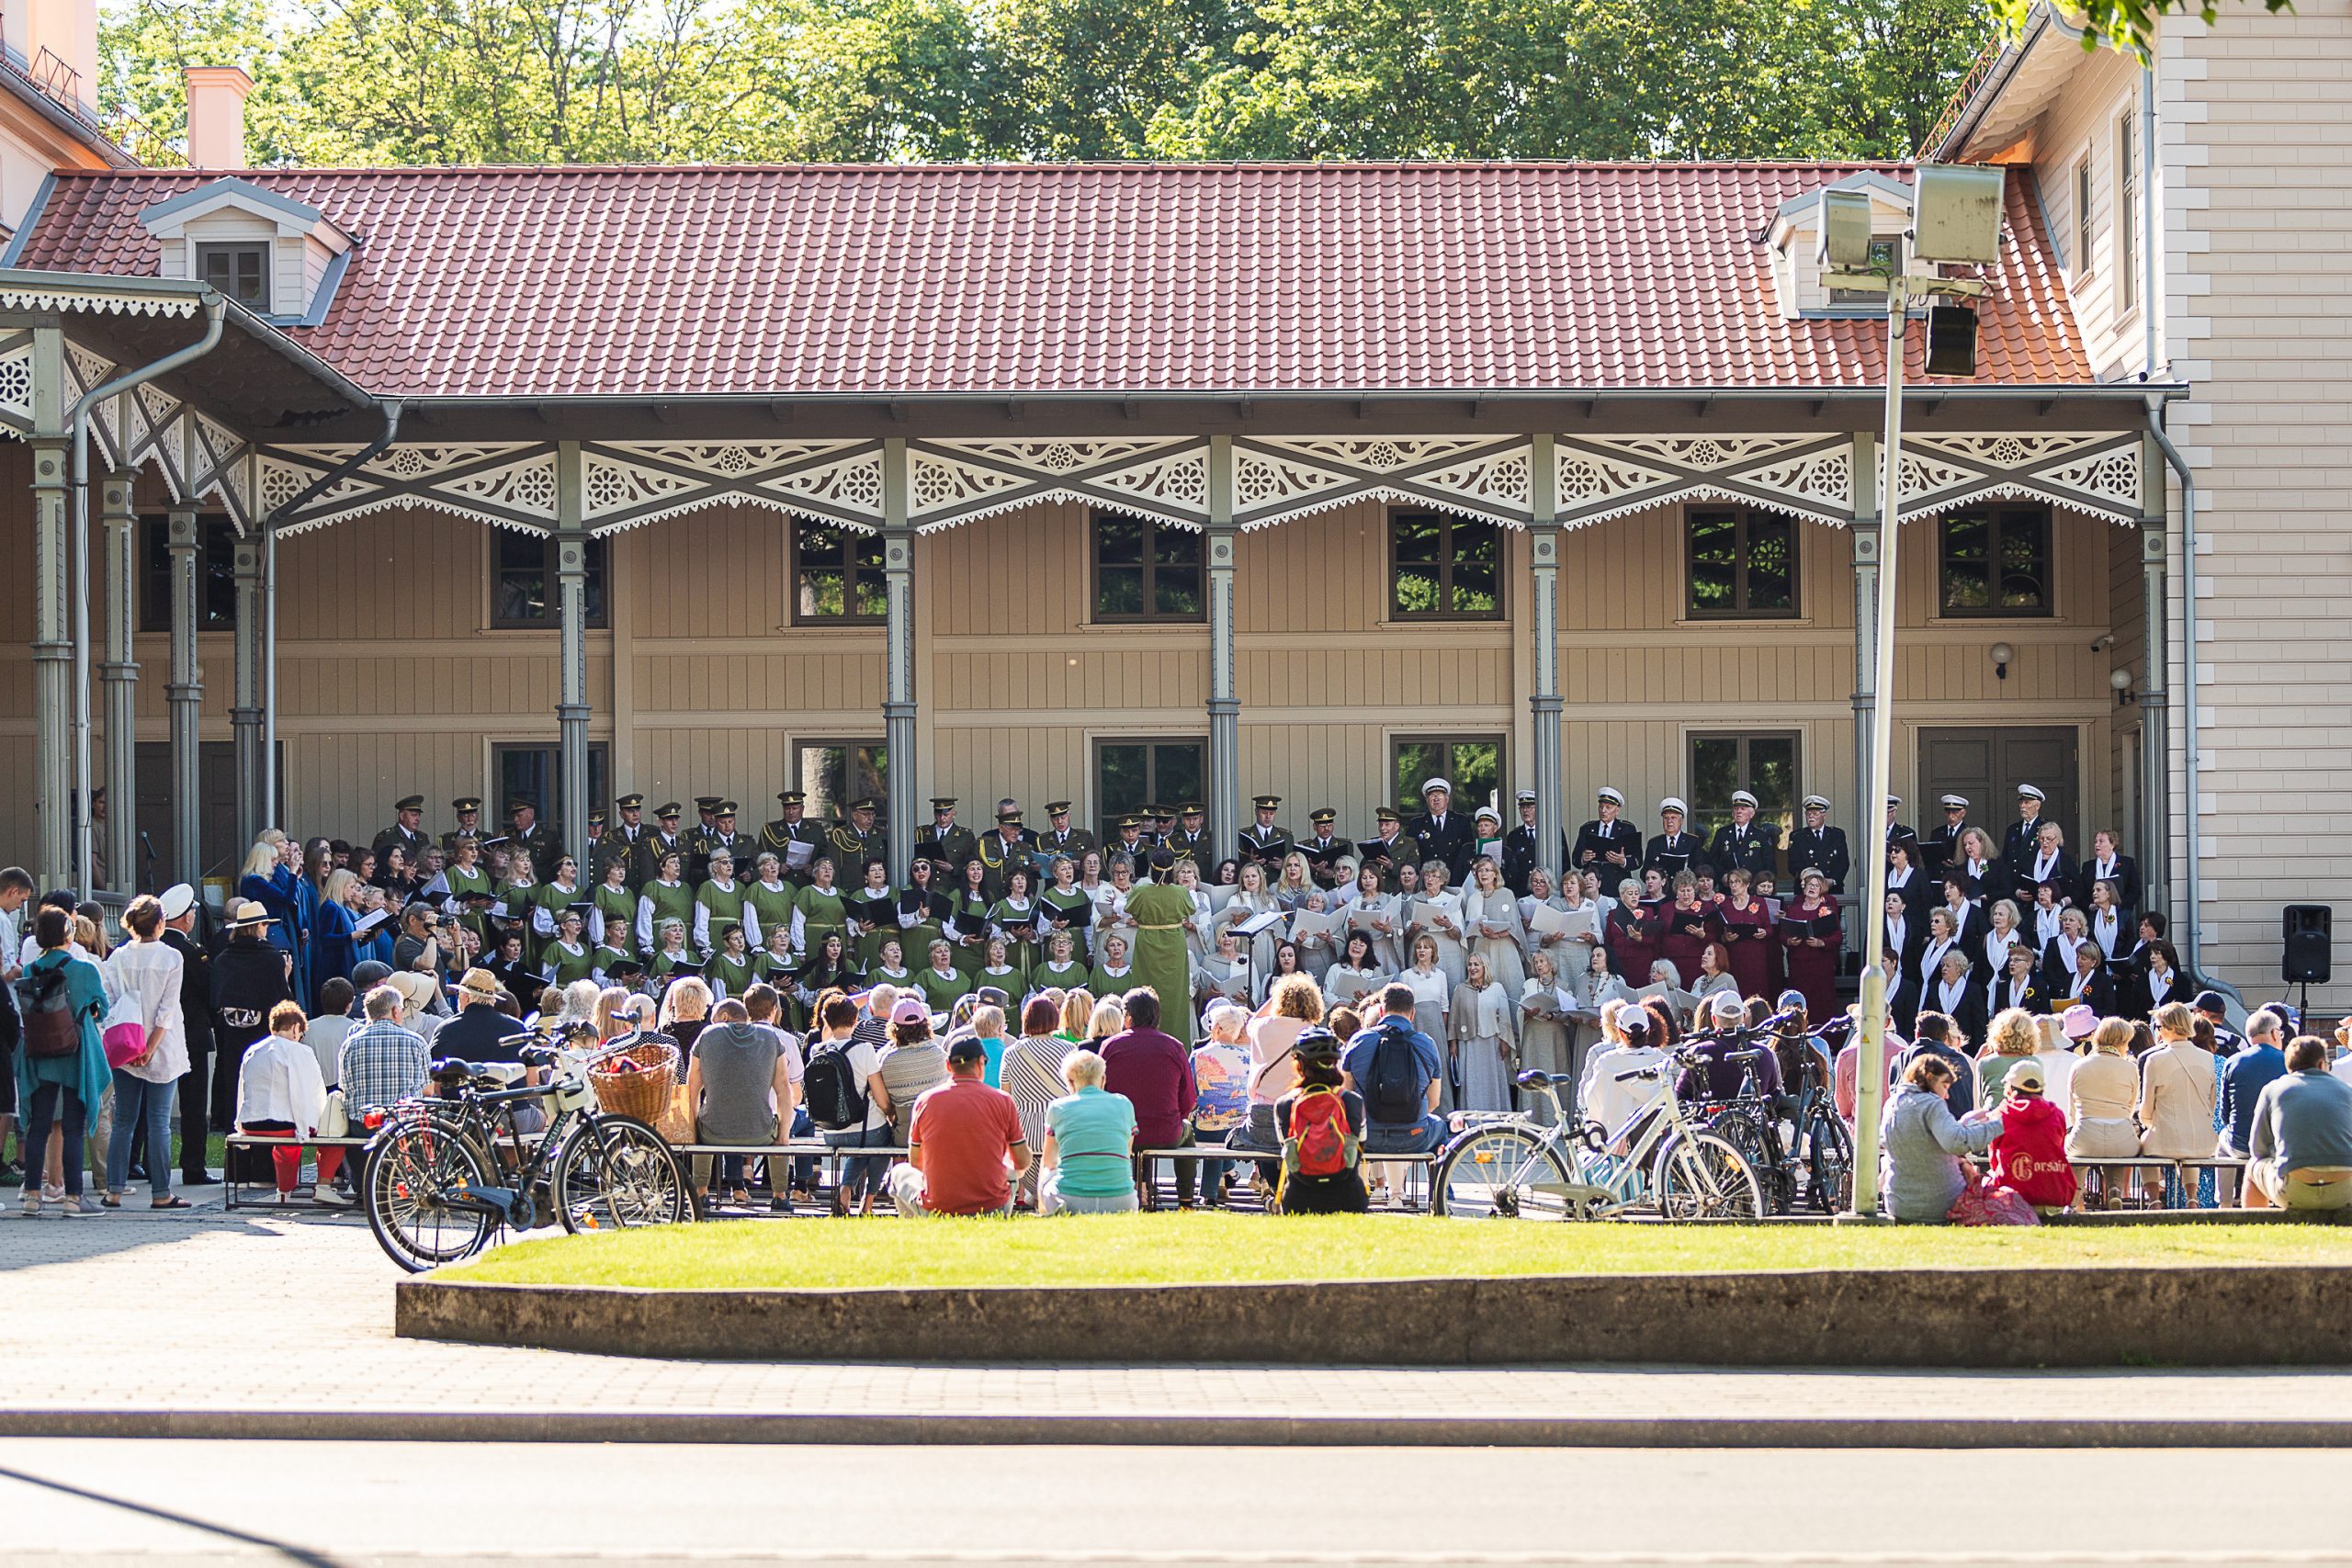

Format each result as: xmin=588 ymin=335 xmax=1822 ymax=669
xmin=40 ymin=1182 xmax=63 ymax=1204
xmin=314 ymin=1186 xmax=354 ymax=1208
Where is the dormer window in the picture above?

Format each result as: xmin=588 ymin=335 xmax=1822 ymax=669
xmin=196 ymin=243 xmax=268 ymax=306
xmin=1765 ymin=170 xmax=1925 ymax=321
xmin=1828 ymin=236 xmax=1904 ymax=308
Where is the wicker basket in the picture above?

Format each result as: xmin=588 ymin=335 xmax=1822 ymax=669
xmin=589 ymin=1040 xmax=680 ymax=1122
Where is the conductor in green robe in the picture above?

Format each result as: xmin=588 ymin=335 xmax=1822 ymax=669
xmin=1123 ymin=848 xmax=1198 ymax=1048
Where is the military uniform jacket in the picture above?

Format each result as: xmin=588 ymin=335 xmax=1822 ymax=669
xmin=1572 ymin=818 xmax=1643 ymax=884
xmin=1498 ymin=825 xmax=1567 ymax=897
xmin=1920 ymin=820 xmax=1970 ymax=877
xmin=371 ymin=822 xmax=428 ymax=864
xmin=913 ymin=825 xmax=979 ymax=881
xmin=1785 ymin=826 xmax=1851 ymax=893
xmin=596 ymin=826 xmax=649 ymax=888
xmin=972 ymin=829 xmax=1036 ymax=897
xmin=1238 ymin=825 xmax=1293 ymax=870
xmin=1035 ymin=826 xmax=1097 ymax=866
xmin=758 ymin=818 xmax=824 ymax=883
xmin=438 ymin=827 xmax=483 ymax=859
xmin=1354 ymin=832 xmax=1411 ymax=888
xmin=1706 ymin=822 xmax=1779 ymax=879
xmin=1160 ymin=828 xmax=1208 ymax=865
xmin=508 ymin=822 xmax=559 ymax=883
xmin=2001 ymin=816 xmax=2053 ymax=870
xmin=1297 ymin=833 xmax=1356 ymax=886
xmin=1406 ymin=812 xmax=1475 ymax=883
xmin=681 ymin=825 xmax=715 ymax=886
xmin=1643 ymin=829 xmax=1705 ymax=878
xmin=823 ymin=822 xmax=884 ymax=883
xmin=703 ymin=829 xmax=753 ymax=876
xmin=631 ymin=830 xmax=684 ymax=888
xmin=1883 ymin=821 xmax=1922 ymax=871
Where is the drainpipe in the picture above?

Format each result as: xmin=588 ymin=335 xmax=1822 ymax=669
xmin=67 ymin=295 xmax=227 ymax=893
xmin=2142 ymin=64 xmax=2159 ymax=375
xmin=2145 ymin=396 xmax=2197 ymax=976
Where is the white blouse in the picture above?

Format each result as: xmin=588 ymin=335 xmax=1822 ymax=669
xmin=102 ymin=939 xmax=187 ymax=1085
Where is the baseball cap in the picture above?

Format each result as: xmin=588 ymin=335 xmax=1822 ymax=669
xmin=1776 ymin=988 xmax=1808 ymax=1011
xmin=2193 ymin=990 xmax=2229 ymax=1014
xmin=888 ymin=997 xmax=931 ymax=1027
xmin=945 ymin=1034 xmax=989 ymax=1067
xmin=2003 ymin=1059 xmax=2046 ymax=1095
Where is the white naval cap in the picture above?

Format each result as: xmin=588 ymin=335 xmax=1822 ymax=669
xmin=1730 ymin=790 xmax=1758 ymax=807
xmin=1802 ymin=794 xmax=1830 ymax=811
xmin=1885 ymin=795 xmax=1902 ymax=807
xmin=1659 ymin=796 xmax=1688 ymax=815
xmin=1939 ymin=794 xmax=1970 ymax=809
xmin=158 ymin=882 xmax=198 ymax=921
xmin=2017 ymin=784 xmax=2046 ymax=802
xmin=1597 ymin=787 xmax=1625 ymax=807
xmin=1421 ymin=776 xmax=1453 ymax=795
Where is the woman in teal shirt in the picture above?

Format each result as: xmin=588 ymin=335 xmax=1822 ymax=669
xmin=1038 ymin=1047 xmax=1137 ymax=1214
xmin=17 ymin=907 xmax=110 ymax=1216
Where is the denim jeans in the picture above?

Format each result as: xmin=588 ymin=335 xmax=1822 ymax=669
xmin=26 ymin=1081 xmax=88 ymax=1197
xmin=825 ymin=1122 xmax=893 ymax=1201
xmin=1363 ymin=1112 xmax=1447 ymax=1155
xmin=107 ymin=1071 xmax=177 ymax=1199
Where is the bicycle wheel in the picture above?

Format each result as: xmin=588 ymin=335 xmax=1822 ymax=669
xmin=1432 ymin=1125 xmax=1577 ymax=1219
xmin=550 ymin=1114 xmax=695 ymax=1233
xmin=365 ymin=1117 xmax=499 ymax=1272
xmin=1804 ymin=1110 xmax=1854 ymax=1215
xmin=1653 ymin=1131 xmax=1765 ymax=1221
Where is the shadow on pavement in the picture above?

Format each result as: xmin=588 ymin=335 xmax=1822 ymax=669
xmin=0 ymin=1461 xmax=350 ymax=1565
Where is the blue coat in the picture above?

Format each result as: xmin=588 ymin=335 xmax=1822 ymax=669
xmin=308 ymin=899 xmax=357 ymax=1013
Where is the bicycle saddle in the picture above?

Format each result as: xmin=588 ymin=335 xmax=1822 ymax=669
xmin=1515 ymin=1068 xmax=1575 ymax=1089
xmin=429 ymin=1057 xmax=480 ymax=1081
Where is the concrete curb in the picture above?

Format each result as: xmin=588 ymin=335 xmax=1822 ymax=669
xmin=8 ymin=1407 xmax=2352 ymax=1447
xmin=399 ymin=1266 xmax=2352 ymax=1369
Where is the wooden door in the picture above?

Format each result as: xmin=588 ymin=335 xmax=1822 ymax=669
xmin=1917 ymin=727 xmax=2081 ymax=846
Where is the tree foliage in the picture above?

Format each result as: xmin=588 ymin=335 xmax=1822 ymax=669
xmin=98 ymin=0 xmax=1998 ymax=166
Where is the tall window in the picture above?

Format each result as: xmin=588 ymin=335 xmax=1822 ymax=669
xmin=1091 ymin=511 xmax=1202 ymax=622
xmin=138 ymin=514 xmax=237 ymax=632
xmin=490 ymin=533 xmax=608 ymax=628
xmin=1686 ymin=507 xmax=1798 ymax=618
xmin=492 ymin=741 xmax=611 ymax=841
xmin=791 ymin=520 xmax=886 ymax=624
xmin=2073 ymin=157 xmax=2094 ymax=277
xmin=795 ymin=739 xmax=888 ymax=828
xmin=2115 ymin=107 xmax=2139 ymax=313
xmin=195 ymin=243 xmax=268 ymax=307
xmin=1392 ymin=736 xmax=1503 ymax=821
xmin=1094 ymin=738 xmax=1204 ymax=844
xmin=1690 ymin=733 xmax=1800 ymax=837
xmin=1390 ymin=513 xmax=1500 ymax=620
xmin=1939 ymin=505 xmax=2052 ymax=617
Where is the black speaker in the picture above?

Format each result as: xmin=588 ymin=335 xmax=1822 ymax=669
xmin=2283 ymin=905 xmax=2333 ymax=985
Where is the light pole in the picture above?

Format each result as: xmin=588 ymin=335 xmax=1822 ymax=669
xmin=1821 ymin=166 xmax=2003 ymax=1218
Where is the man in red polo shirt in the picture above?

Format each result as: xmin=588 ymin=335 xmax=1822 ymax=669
xmin=888 ymin=1034 xmax=1031 ymax=1216
xmin=1101 ymin=987 xmax=1199 ymax=1208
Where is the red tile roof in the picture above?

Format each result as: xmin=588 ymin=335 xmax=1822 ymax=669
xmin=12 ymin=162 xmax=2092 ymax=399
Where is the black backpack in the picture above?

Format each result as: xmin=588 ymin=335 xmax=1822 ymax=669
xmin=1363 ymin=1019 xmax=1424 ymax=1124
xmin=802 ymin=1039 xmax=867 ymax=1132
xmin=14 ymin=963 xmax=77 ymax=1059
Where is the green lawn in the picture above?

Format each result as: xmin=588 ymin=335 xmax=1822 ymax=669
xmin=440 ymin=1213 xmax=2352 ymax=1292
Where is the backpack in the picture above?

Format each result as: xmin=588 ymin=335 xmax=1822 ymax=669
xmin=1282 ymin=1088 xmax=1359 ymax=1180
xmin=802 ymin=1039 xmax=867 ymax=1132
xmin=1363 ymin=1021 xmax=1424 ymax=1125
xmin=15 ymin=962 xmax=78 ymax=1060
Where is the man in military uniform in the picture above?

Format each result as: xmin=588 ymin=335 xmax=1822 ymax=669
xmin=506 ymin=796 xmax=557 ymax=881
xmin=633 ymin=802 xmax=686 ymax=886
xmin=603 ymin=793 xmax=650 ymax=887
xmin=1921 ymin=794 xmax=1972 ymax=878
xmin=705 ymin=801 xmax=752 ymax=874
xmin=1036 ymin=801 xmax=1095 ymax=865
xmin=1706 ymin=790 xmax=1779 ymax=881
xmin=1151 ymin=804 xmax=1182 ymax=848
xmin=1643 ymin=797 xmax=1705 ymax=878
xmin=683 ymin=795 xmax=722 ymax=884
xmin=1355 ymin=807 xmax=1408 ymax=886
xmin=1573 ymin=787 xmax=1642 ymax=886
xmin=1239 ymin=795 xmax=1292 ymax=872
xmin=1500 ymin=788 xmax=1566 ymax=897
xmin=439 ymin=797 xmax=483 ymax=859
xmin=373 ymin=795 xmax=429 ymax=864
xmin=1296 ymin=808 xmax=1354 ymax=888
xmin=1110 ymin=814 xmax=1149 ymax=864
xmin=2001 ymin=784 xmax=2052 ymax=877
xmin=1162 ymin=803 xmax=1209 ymax=866
xmin=824 ymin=797 xmax=884 ymax=882
xmin=582 ymin=808 xmax=610 ymax=883
xmin=975 ymin=806 xmax=1035 ymax=897
xmin=914 ymin=798 xmax=978 ymax=877
xmin=1885 ymin=795 xmax=1922 ymax=872
xmin=760 ymin=791 xmax=823 ymax=885
xmin=1786 ymin=795 xmax=1851 ymax=893
xmin=1407 ymin=779 xmax=1475 ymax=884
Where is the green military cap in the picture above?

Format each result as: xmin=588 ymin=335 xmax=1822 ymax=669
xmin=1181 ymin=802 xmax=1204 ymax=816
xmin=654 ymin=802 xmax=683 ymax=819
xmin=931 ymin=797 xmax=957 ymax=810
xmin=615 ymin=792 xmax=645 ymax=810
xmin=1374 ymin=807 xmax=1402 ymax=823
xmin=716 ymin=800 xmax=739 ymax=816
xmin=996 ymin=807 xmax=1023 ymax=823
xmin=1045 ymin=801 xmax=1072 ymax=815
xmin=1252 ymin=795 xmax=1282 ymax=811
xmin=395 ymin=795 xmax=424 ymax=812
xmin=849 ymin=796 xmax=879 ymax=812
xmin=777 ymin=790 xmax=807 ymax=806
xmin=1117 ymin=814 xmax=1145 ymax=829
xmin=450 ymin=796 xmax=481 ymax=814
xmin=695 ymin=795 xmax=721 ymax=811
xmin=1309 ymin=807 xmax=1336 ymax=825
xmin=587 ymin=809 xmax=607 ymax=827
xmin=505 ymin=797 xmax=533 ymax=815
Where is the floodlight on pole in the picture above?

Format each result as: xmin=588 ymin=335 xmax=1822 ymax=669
xmin=1824 ymin=164 xmax=1999 ymax=1222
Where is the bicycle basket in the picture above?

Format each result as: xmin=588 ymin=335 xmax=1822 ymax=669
xmin=589 ymin=1040 xmax=680 ymax=1122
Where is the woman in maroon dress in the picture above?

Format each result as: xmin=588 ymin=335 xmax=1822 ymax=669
xmin=1716 ymin=868 xmax=1777 ymax=1000
xmin=1604 ymin=878 xmax=1661 ymax=984
xmin=1781 ymin=867 xmax=1843 ymax=1022
xmin=1658 ymin=874 xmax=1720 ymax=985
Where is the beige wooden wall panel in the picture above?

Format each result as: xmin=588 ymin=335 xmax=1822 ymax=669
xmin=634 ymin=503 xmax=793 ymax=639
xmin=928 ymin=725 xmax=1095 ymax=818
xmin=1559 ymin=511 xmax=1857 ymax=633
xmin=926 ymin=502 xmax=1089 ymax=637
xmin=1238 ymin=722 xmax=1408 ymax=832
xmin=1237 ymin=505 xmax=1387 ymax=633
xmin=276 ymin=510 xmax=483 ymax=642
xmin=2026 ymin=42 xmax=2149 ymax=381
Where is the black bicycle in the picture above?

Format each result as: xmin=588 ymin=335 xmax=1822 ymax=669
xmin=1696 ymin=1032 xmax=1852 ymax=1216
xmin=362 ymin=1033 xmax=694 ymax=1272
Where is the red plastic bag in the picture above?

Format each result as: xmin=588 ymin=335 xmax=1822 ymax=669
xmin=1947 ymin=1167 xmax=2040 ymax=1227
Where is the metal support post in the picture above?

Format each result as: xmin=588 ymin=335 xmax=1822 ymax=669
xmin=98 ymin=466 xmax=138 ymax=892
xmin=881 ymin=438 xmax=918 ymax=876
xmin=165 ymin=505 xmax=204 ymax=888
xmin=1530 ymin=435 xmax=1565 ymax=878
xmin=1206 ymin=435 xmax=1239 ymax=867
xmin=554 ymin=441 xmax=591 ymax=862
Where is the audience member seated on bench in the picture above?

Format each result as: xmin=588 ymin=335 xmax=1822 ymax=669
xmin=2244 ymin=1035 xmax=2352 ymax=1212
xmin=688 ymin=997 xmax=799 ymax=1207
xmin=1341 ymin=983 xmax=1446 ymax=1208
xmin=235 ymin=1001 xmax=342 ymax=1206
xmin=888 ymin=1033 xmax=1030 ymax=1216
xmin=1037 ymin=1048 xmax=1137 ymax=1215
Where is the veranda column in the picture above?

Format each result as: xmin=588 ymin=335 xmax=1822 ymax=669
xmin=1529 ymin=434 xmax=1565 ymax=878
xmin=231 ymin=530 xmax=266 ymax=850
xmin=1205 ymin=436 xmax=1240 ymax=867
xmin=165 ymin=505 xmax=204 ymax=888
xmin=554 ymin=441 xmax=591 ymax=861
xmin=881 ymin=437 xmax=918 ymax=875
xmin=1849 ymin=431 xmax=1880 ymax=822
xmin=98 ymin=465 xmax=139 ymax=892
xmin=29 ymin=326 xmax=71 ymax=889
xmin=2138 ymin=431 xmax=2173 ymax=926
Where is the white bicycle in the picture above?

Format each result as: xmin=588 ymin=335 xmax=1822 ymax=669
xmin=1431 ymin=1051 xmax=1765 ymax=1221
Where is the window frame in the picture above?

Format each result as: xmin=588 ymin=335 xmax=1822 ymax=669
xmin=193 ymin=241 xmax=270 ymax=309
xmin=487 ymin=531 xmax=610 ymax=630
xmin=2072 ymin=155 xmax=2095 ymax=279
xmin=1687 ymin=730 xmax=1804 ymax=840
xmin=1389 ymin=734 xmax=1508 ymax=823
xmin=137 ymin=513 xmax=239 ymax=633
xmin=2114 ymin=106 xmax=2139 ymax=315
xmin=1088 ymin=509 xmax=1204 ymax=625
xmin=792 ymin=739 xmax=889 ymax=830
xmin=1683 ymin=505 xmax=1802 ymax=621
xmin=1091 ymin=735 xmax=1207 ymax=847
xmin=490 ymin=739 xmax=612 ymax=841
xmin=1936 ymin=503 xmax=2055 ymax=620
xmin=1386 ymin=509 xmax=1504 ymax=622
xmin=789 ymin=519 xmax=888 ymax=626
xmin=1826 ymin=234 xmax=1905 ymax=310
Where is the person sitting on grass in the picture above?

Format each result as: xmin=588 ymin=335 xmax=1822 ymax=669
xmin=2243 ymin=1035 xmax=2352 ymax=1212
xmin=1037 ymin=1047 xmax=1137 ymax=1215
xmin=687 ymin=997 xmax=798 ymax=1212
xmin=888 ymin=1033 xmax=1031 ymax=1217
xmin=1879 ymin=1054 xmax=2000 ymax=1223
xmin=1273 ymin=1027 xmax=1367 ymax=1215
xmin=1986 ymin=1058 xmax=2075 ymax=1214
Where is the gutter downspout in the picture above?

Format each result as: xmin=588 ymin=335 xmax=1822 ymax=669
xmin=258 ymin=398 xmax=404 ymax=837
xmin=67 ymin=295 xmax=226 ymax=894
xmin=2143 ymin=63 xmax=2159 ymax=375
xmin=2145 ymin=396 xmax=2198 ymax=976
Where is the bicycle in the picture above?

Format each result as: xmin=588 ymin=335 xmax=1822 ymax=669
xmin=363 ymin=1032 xmax=695 ymax=1272
xmin=1430 ymin=1047 xmax=1765 ymax=1221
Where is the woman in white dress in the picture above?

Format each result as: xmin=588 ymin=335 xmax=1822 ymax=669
xmin=1516 ymin=950 xmax=1574 ymax=1123
xmin=1171 ymin=857 xmax=1215 ymax=964
xmin=1342 ymin=863 xmax=1408 ymax=973
xmin=1516 ymin=866 xmax=1576 ymax=979
xmin=1091 ymin=855 xmax=1138 ymax=956
xmin=1322 ymin=931 xmax=1385 ymax=1016
xmin=1409 ymin=859 xmax=1468 ymax=988
xmin=1284 ymin=881 xmax=1339 ymax=986
xmin=1463 ymin=855 xmax=1527 ymax=997
xmin=1216 ymin=859 xmax=1284 ymax=975
xmin=1399 ymin=932 xmax=1452 ymax=1111
xmin=1451 ymin=953 xmax=1516 ymax=1114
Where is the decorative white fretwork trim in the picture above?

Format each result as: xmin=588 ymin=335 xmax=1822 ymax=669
xmin=1553 ymin=434 xmax=1856 ymax=530
xmin=1894 ymin=432 xmax=2143 ymax=526
xmin=582 ymin=441 xmax=884 ymax=534
xmin=0 ymin=332 xmax=258 ymax=528
xmin=910 ymin=439 xmax=1209 ymax=531
xmin=0 ymin=286 xmax=201 ymax=320
xmin=264 ymin=444 xmax=562 ymax=536
xmin=1234 ymin=436 xmax=1535 ymax=530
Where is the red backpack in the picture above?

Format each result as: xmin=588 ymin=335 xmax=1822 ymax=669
xmin=1282 ymin=1089 xmax=1359 ymax=1180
